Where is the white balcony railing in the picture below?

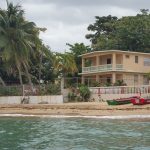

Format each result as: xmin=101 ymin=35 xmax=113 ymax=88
xmin=98 ymin=64 xmax=112 ymax=71
xmin=116 ymin=64 xmax=123 ymax=70
xmin=82 ymin=64 xmax=123 ymax=73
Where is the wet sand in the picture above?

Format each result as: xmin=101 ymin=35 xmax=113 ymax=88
xmin=0 ymin=102 xmax=150 ymax=116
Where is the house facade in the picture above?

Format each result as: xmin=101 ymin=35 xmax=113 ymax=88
xmin=80 ymin=50 xmax=150 ymax=86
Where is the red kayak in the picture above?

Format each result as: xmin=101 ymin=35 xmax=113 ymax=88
xmin=131 ymin=97 xmax=150 ymax=105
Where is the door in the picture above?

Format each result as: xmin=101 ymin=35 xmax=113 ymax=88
xmin=107 ymin=58 xmax=111 ymax=64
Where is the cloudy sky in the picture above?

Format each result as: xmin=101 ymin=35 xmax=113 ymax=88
xmin=0 ymin=0 xmax=149 ymax=52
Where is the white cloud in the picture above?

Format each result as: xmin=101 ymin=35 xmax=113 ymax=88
xmin=0 ymin=0 xmax=149 ymax=52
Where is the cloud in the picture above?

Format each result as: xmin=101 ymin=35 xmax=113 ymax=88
xmin=0 ymin=0 xmax=150 ymax=52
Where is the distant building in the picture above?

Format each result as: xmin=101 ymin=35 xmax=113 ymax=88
xmin=80 ymin=50 xmax=150 ymax=86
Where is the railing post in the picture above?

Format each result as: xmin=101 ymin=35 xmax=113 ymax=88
xmin=88 ymin=78 xmax=90 ymax=87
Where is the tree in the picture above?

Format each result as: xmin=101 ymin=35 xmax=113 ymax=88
xmin=85 ymin=9 xmax=150 ymax=52
xmin=86 ymin=15 xmax=118 ymax=46
xmin=29 ymin=45 xmax=56 ymax=84
xmin=0 ymin=1 xmax=43 ymax=88
xmin=115 ymin=9 xmax=150 ymax=52
xmin=53 ymin=52 xmax=78 ymax=77
xmin=66 ymin=43 xmax=91 ymax=74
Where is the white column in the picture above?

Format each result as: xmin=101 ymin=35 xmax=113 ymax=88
xmin=81 ymin=76 xmax=85 ymax=84
xmin=112 ymin=53 xmax=116 ymax=70
xmin=96 ymin=74 xmax=99 ymax=82
xmin=96 ymin=55 xmax=99 ymax=66
xmin=122 ymin=54 xmax=125 ymax=69
xmin=112 ymin=72 xmax=116 ymax=84
xmin=82 ymin=58 xmax=85 ymax=68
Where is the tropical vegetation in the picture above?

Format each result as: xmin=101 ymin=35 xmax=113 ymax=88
xmin=0 ymin=1 xmax=45 ymax=88
xmin=0 ymin=1 xmax=149 ymax=98
xmin=86 ymin=9 xmax=150 ymax=52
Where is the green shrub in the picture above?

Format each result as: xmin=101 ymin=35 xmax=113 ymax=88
xmin=39 ymin=83 xmax=61 ymax=95
xmin=113 ymin=80 xmax=127 ymax=86
xmin=105 ymin=82 xmax=112 ymax=87
xmin=79 ymin=85 xmax=90 ymax=102
xmin=46 ymin=84 xmax=61 ymax=95
xmin=0 ymin=86 xmax=21 ymax=96
xmin=91 ymin=81 xmax=101 ymax=87
xmin=68 ymin=92 xmax=77 ymax=102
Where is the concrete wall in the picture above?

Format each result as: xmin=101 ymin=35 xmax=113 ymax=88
xmin=90 ymin=85 xmax=150 ymax=101
xmin=0 ymin=95 xmax=63 ymax=104
xmin=90 ymin=93 xmax=150 ymax=101
xmin=123 ymin=53 xmax=150 ymax=73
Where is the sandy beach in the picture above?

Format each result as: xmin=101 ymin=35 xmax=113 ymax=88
xmin=0 ymin=102 xmax=150 ymax=116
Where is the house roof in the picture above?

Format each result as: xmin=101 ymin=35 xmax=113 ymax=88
xmin=79 ymin=50 xmax=150 ymax=57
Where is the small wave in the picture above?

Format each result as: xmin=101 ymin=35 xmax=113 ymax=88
xmin=0 ymin=114 xmax=150 ymax=119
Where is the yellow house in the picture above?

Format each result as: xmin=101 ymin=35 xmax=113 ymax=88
xmin=80 ymin=50 xmax=150 ymax=86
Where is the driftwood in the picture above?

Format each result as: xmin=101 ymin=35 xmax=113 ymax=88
xmin=21 ymin=96 xmax=30 ymax=104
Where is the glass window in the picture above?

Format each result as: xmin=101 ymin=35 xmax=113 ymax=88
xmin=107 ymin=77 xmax=111 ymax=83
xmin=143 ymin=75 xmax=149 ymax=85
xmin=107 ymin=58 xmax=111 ymax=64
xmin=135 ymin=56 xmax=138 ymax=63
xmin=134 ymin=74 xmax=138 ymax=85
xmin=144 ymin=58 xmax=150 ymax=66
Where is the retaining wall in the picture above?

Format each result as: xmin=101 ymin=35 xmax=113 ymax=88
xmin=0 ymin=95 xmax=63 ymax=104
xmin=90 ymin=85 xmax=150 ymax=101
xmin=90 ymin=93 xmax=150 ymax=101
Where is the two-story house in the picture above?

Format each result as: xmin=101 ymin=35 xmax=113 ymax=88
xmin=80 ymin=50 xmax=150 ymax=86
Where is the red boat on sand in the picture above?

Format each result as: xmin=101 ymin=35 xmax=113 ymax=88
xmin=131 ymin=97 xmax=150 ymax=105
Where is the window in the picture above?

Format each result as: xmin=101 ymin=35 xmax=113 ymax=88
xmin=107 ymin=77 xmax=111 ymax=83
xmin=144 ymin=58 xmax=150 ymax=66
xmin=143 ymin=75 xmax=149 ymax=85
xmin=134 ymin=74 xmax=138 ymax=85
xmin=107 ymin=58 xmax=111 ymax=64
xmin=126 ymin=55 xmax=130 ymax=58
xmin=135 ymin=56 xmax=138 ymax=63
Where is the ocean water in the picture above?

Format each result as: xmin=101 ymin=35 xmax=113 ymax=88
xmin=0 ymin=116 xmax=150 ymax=150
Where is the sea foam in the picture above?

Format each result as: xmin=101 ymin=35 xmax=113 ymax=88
xmin=0 ymin=114 xmax=150 ymax=119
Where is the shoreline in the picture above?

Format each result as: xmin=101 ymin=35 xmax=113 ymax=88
xmin=0 ymin=114 xmax=150 ymax=120
xmin=0 ymin=102 xmax=150 ymax=117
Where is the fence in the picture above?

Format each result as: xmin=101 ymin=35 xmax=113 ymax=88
xmin=0 ymin=83 xmax=61 ymax=96
xmin=0 ymin=85 xmax=23 ymax=96
xmin=89 ymin=85 xmax=150 ymax=101
xmin=63 ymin=77 xmax=149 ymax=88
xmin=1 ymin=78 xmax=150 ymax=101
xmin=90 ymin=85 xmax=150 ymax=95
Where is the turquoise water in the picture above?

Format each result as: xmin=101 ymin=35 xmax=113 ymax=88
xmin=0 ymin=117 xmax=150 ymax=150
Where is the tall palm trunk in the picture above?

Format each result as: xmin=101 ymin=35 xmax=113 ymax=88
xmin=38 ymin=53 xmax=42 ymax=84
xmin=23 ymin=62 xmax=34 ymax=92
xmin=17 ymin=64 xmax=23 ymax=86
xmin=0 ymin=77 xmax=6 ymax=86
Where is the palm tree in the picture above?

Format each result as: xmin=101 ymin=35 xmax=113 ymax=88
xmin=53 ymin=52 xmax=78 ymax=89
xmin=53 ymin=52 xmax=78 ymax=77
xmin=0 ymin=1 xmax=42 ymax=89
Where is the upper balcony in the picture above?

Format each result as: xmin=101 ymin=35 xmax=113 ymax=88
xmin=81 ymin=53 xmax=124 ymax=74
xmin=82 ymin=64 xmax=123 ymax=73
xmin=80 ymin=50 xmax=150 ymax=74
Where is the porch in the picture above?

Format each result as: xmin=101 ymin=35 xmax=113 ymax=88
xmin=82 ymin=73 xmax=148 ymax=87
xmin=82 ymin=53 xmax=124 ymax=73
xmin=82 ymin=73 xmax=124 ymax=87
